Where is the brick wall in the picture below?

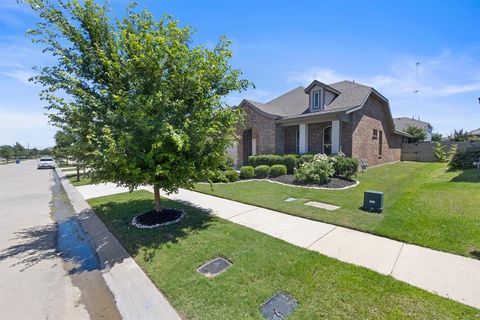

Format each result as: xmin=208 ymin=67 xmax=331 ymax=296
xmin=350 ymin=95 xmax=403 ymax=166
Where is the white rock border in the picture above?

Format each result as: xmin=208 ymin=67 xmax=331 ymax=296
xmin=198 ymin=178 xmax=360 ymax=191
xmin=131 ymin=208 xmax=185 ymax=229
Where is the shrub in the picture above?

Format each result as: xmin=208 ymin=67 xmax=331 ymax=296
xmin=294 ymin=154 xmax=335 ymax=184
xmin=332 ymin=155 xmax=358 ymax=179
xmin=434 ymin=142 xmax=447 ymax=162
xmin=208 ymin=170 xmax=229 ymax=183
xmin=224 ymin=169 xmax=239 ymax=182
xmin=297 ymin=154 xmax=314 ymax=166
xmin=218 ymin=155 xmax=235 ymax=171
xmin=448 ymin=147 xmax=480 ymax=170
xmin=254 ymin=165 xmax=271 ymax=178
xmin=447 ymin=144 xmax=458 ymax=162
xmin=270 ymin=164 xmax=287 ymax=177
xmin=248 ymin=154 xmax=298 ymax=173
xmin=240 ymin=166 xmax=255 ymax=179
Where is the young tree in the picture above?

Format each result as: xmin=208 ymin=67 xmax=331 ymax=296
xmin=26 ymin=0 xmax=250 ymax=214
xmin=53 ymin=129 xmax=77 ymax=164
xmin=404 ymin=125 xmax=427 ymax=142
xmin=431 ymin=132 xmax=443 ymax=142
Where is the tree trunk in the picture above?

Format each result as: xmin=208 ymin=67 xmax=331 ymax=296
xmin=153 ymin=186 xmax=162 ymax=213
xmin=76 ymin=166 xmax=80 ymax=181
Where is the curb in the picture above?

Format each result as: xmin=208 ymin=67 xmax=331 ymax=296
xmin=55 ymin=168 xmax=181 ymax=320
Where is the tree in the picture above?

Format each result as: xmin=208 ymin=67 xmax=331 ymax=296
xmin=431 ymin=132 xmax=443 ymax=142
xmin=448 ymin=129 xmax=470 ymax=142
xmin=0 ymin=145 xmax=15 ymax=162
xmin=53 ymin=129 xmax=77 ymax=164
xmin=12 ymin=142 xmax=26 ymax=158
xmin=404 ymin=125 xmax=427 ymax=142
xmin=26 ymin=0 xmax=251 ymax=215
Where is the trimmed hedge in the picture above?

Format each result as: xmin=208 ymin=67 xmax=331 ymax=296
xmin=448 ymin=147 xmax=480 ymax=170
xmin=248 ymin=154 xmax=298 ymax=173
xmin=240 ymin=166 xmax=255 ymax=179
xmin=224 ymin=170 xmax=240 ymax=182
xmin=270 ymin=164 xmax=287 ymax=177
xmin=254 ymin=165 xmax=271 ymax=178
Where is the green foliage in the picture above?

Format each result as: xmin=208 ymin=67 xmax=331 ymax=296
xmin=297 ymin=154 xmax=314 ymax=166
xmin=405 ymin=125 xmax=427 ymax=142
xmin=294 ymin=154 xmax=335 ymax=184
xmin=448 ymin=147 xmax=480 ymax=170
xmin=208 ymin=170 xmax=229 ymax=183
xmin=224 ymin=169 xmax=239 ymax=182
xmin=0 ymin=145 xmax=15 ymax=161
xmin=270 ymin=164 xmax=287 ymax=177
xmin=434 ymin=142 xmax=447 ymax=162
xmin=431 ymin=132 xmax=443 ymax=142
xmin=254 ymin=165 xmax=270 ymax=178
xmin=248 ymin=154 xmax=298 ymax=173
xmin=447 ymin=144 xmax=458 ymax=162
xmin=240 ymin=166 xmax=254 ymax=179
xmin=332 ymin=155 xmax=358 ymax=179
xmin=448 ymin=129 xmax=470 ymax=142
xmin=25 ymin=0 xmax=251 ymax=204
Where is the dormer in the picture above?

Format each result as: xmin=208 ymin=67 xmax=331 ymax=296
xmin=304 ymin=80 xmax=340 ymax=112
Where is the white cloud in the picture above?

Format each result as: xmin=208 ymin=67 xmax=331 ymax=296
xmin=2 ymin=69 xmax=34 ymax=85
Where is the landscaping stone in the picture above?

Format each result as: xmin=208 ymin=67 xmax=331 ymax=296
xmin=197 ymin=257 xmax=232 ymax=278
xmin=304 ymin=201 xmax=340 ymax=211
xmin=261 ymin=292 xmax=297 ymax=320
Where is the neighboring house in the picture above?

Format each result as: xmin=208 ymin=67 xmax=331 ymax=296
xmin=393 ymin=117 xmax=433 ymax=141
xmin=235 ymin=80 xmax=410 ymax=167
xmin=469 ymin=128 xmax=480 ymax=138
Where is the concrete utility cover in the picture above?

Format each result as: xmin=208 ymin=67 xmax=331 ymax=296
xmin=284 ymin=198 xmax=297 ymax=202
xmin=261 ymin=292 xmax=298 ymax=320
xmin=197 ymin=257 xmax=232 ymax=278
xmin=304 ymin=201 xmax=340 ymax=211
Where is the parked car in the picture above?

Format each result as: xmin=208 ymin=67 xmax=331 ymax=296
xmin=37 ymin=157 xmax=56 ymax=169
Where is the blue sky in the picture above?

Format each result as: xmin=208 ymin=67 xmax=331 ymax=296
xmin=1 ymin=0 xmax=480 ymax=148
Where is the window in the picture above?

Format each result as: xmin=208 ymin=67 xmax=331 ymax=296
xmin=312 ymin=91 xmax=321 ymax=110
xmin=295 ymin=130 xmax=300 ymax=154
xmin=378 ymin=130 xmax=383 ymax=158
xmin=323 ymin=126 xmax=332 ymax=155
xmin=372 ymin=129 xmax=378 ymax=140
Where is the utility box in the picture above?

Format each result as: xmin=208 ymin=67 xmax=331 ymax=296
xmin=363 ymin=190 xmax=384 ymax=213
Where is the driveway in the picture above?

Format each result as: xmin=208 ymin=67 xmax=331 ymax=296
xmin=0 ymin=160 xmax=120 ymax=319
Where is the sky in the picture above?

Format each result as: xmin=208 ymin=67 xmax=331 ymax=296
xmin=1 ymin=0 xmax=480 ymax=148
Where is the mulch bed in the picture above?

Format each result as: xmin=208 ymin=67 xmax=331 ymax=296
xmin=132 ymin=208 xmax=184 ymax=228
xmin=268 ymin=174 xmax=356 ymax=189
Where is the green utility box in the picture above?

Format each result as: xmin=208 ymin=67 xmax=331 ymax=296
xmin=363 ymin=190 xmax=384 ymax=213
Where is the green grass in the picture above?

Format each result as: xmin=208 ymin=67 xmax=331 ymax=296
xmin=194 ymin=162 xmax=480 ymax=258
xmin=67 ymin=173 xmax=93 ymax=186
xmin=89 ymin=191 xmax=479 ymax=319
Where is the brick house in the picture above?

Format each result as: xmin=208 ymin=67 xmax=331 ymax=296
xmin=234 ymin=80 xmax=410 ymax=167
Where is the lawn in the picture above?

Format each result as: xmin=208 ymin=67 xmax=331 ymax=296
xmin=89 ymin=190 xmax=478 ymax=319
xmin=67 ymin=173 xmax=93 ymax=186
xmin=194 ymin=162 xmax=480 ymax=258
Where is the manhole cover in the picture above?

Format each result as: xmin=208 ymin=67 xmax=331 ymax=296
xmin=261 ymin=292 xmax=298 ymax=320
xmin=197 ymin=257 xmax=232 ymax=278
xmin=284 ymin=198 xmax=297 ymax=202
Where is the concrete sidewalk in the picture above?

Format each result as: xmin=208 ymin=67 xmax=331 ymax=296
xmin=76 ymin=183 xmax=480 ymax=310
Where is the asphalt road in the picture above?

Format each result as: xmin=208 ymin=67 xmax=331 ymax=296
xmin=0 ymin=160 xmax=120 ymax=319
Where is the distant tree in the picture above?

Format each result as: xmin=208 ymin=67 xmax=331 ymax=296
xmin=53 ymin=129 xmax=77 ymax=164
xmin=26 ymin=0 xmax=251 ymax=215
xmin=448 ymin=129 xmax=470 ymax=142
xmin=431 ymin=132 xmax=443 ymax=142
xmin=0 ymin=145 xmax=15 ymax=162
xmin=12 ymin=142 xmax=26 ymax=158
xmin=405 ymin=125 xmax=427 ymax=142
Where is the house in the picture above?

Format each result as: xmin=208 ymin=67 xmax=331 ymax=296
xmin=235 ymin=80 xmax=410 ymax=167
xmin=469 ymin=128 xmax=480 ymax=138
xmin=393 ymin=117 xmax=433 ymax=141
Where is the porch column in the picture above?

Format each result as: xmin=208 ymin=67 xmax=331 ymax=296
xmin=331 ymin=120 xmax=340 ymax=154
xmin=299 ymin=123 xmax=308 ymax=154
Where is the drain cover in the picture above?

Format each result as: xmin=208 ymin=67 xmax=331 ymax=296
xmin=197 ymin=257 xmax=232 ymax=278
xmin=261 ymin=292 xmax=298 ymax=320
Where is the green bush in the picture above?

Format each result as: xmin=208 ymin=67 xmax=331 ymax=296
xmin=240 ymin=166 xmax=255 ymax=179
xmin=224 ymin=169 xmax=239 ymax=182
xmin=254 ymin=165 xmax=271 ymax=178
xmin=434 ymin=142 xmax=447 ymax=162
xmin=270 ymin=164 xmax=287 ymax=177
xmin=208 ymin=170 xmax=229 ymax=183
xmin=248 ymin=154 xmax=299 ymax=173
xmin=332 ymin=155 xmax=358 ymax=179
xmin=297 ymin=154 xmax=314 ymax=166
xmin=294 ymin=154 xmax=335 ymax=184
xmin=448 ymin=147 xmax=480 ymax=170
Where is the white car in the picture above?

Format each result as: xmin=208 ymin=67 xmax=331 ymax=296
xmin=37 ymin=157 xmax=56 ymax=169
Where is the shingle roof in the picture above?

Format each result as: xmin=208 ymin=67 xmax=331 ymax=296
xmin=393 ymin=117 xmax=432 ymax=131
xmin=244 ymin=80 xmax=373 ymax=117
xmin=470 ymin=128 xmax=480 ymax=136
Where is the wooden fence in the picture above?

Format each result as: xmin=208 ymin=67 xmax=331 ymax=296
xmin=401 ymin=141 xmax=480 ymax=162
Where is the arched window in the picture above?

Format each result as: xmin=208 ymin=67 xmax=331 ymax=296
xmin=323 ymin=126 xmax=332 ymax=155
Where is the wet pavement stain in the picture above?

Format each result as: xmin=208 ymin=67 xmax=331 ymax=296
xmin=51 ymin=173 xmax=121 ymax=319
